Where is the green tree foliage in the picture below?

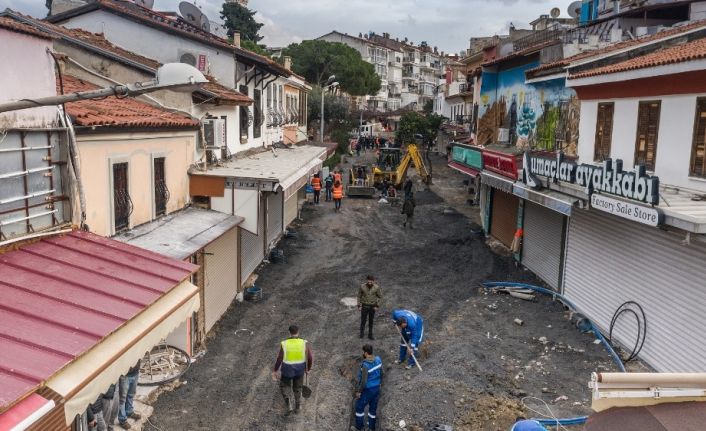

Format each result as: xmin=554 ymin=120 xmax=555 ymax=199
xmin=423 ymin=99 xmax=434 ymax=114
xmin=396 ymin=112 xmax=445 ymax=146
xmin=240 ymin=39 xmax=270 ymax=58
xmin=308 ymin=86 xmax=350 ymax=126
xmin=221 ymin=2 xmax=263 ymax=42
xmin=281 ymin=40 xmax=381 ymax=96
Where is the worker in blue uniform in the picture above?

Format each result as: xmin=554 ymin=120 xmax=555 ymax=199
xmin=511 ymin=418 xmax=547 ymax=430
xmin=391 ymin=309 xmax=424 ymax=369
xmin=352 ymin=344 xmax=382 ymax=431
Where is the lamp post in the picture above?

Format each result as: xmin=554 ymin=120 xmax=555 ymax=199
xmin=320 ymin=75 xmax=338 ymax=144
xmin=0 ymin=63 xmax=208 ymax=113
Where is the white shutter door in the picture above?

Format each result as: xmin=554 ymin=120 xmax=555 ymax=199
xmin=564 ymin=209 xmax=706 ymax=372
xmin=240 ymin=201 xmax=265 ymax=284
xmin=521 ymin=202 xmax=565 ymax=290
xmin=204 ymin=227 xmax=239 ymax=332
xmin=267 ymin=192 xmax=283 ymax=245
xmin=284 ymin=191 xmax=299 ymax=227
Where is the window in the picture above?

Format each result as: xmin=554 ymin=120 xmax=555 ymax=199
xmin=299 ymin=90 xmax=307 ymax=127
xmin=634 ymin=100 xmax=661 ymax=171
xmin=239 ymin=85 xmax=249 ymax=141
xmin=594 ymin=102 xmax=614 ymax=161
xmin=112 ymin=162 xmax=131 ymax=232
xmin=154 ymin=157 xmax=169 ymax=217
xmin=253 ymin=89 xmax=262 ymax=138
xmin=690 ymin=97 xmax=706 ymax=177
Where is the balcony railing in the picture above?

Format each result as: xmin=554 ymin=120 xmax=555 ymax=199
xmin=513 ymin=29 xmax=565 ymax=52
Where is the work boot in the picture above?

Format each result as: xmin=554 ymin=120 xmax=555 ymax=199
xmin=368 ymin=333 xmax=374 ymax=340
xmin=284 ymin=397 xmax=292 ymax=415
xmin=359 ymin=332 xmax=364 ymax=339
xmin=129 ymin=413 xmax=141 ymax=420
xmin=119 ymin=421 xmax=131 ymax=430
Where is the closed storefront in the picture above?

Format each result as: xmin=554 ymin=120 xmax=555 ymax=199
xmin=284 ymin=188 xmax=300 ymax=227
xmin=521 ymin=202 xmax=566 ymax=290
xmin=204 ymin=227 xmax=239 ymax=332
xmin=490 ymin=189 xmax=519 ymax=247
xmin=564 ymin=208 xmax=706 ymax=372
xmin=240 ymin=195 xmax=266 ymax=284
xmin=266 ymin=192 xmax=283 ymax=246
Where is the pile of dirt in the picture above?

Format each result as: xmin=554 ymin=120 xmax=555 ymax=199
xmin=455 ymin=396 xmax=527 ymax=431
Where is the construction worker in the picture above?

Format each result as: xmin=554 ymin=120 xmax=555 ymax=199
xmin=512 ymin=418 xmax=547 ymax=431
xmin=391 ymin=309 xmax=424 ymax=369
xmin=324 ymin=172 xmax=334 ymax=201
xmin=352 ymin=344 xmax=382 ymax=431
xmin=403 ymin=178 xmax=413 ymax=199
xmin=401 ymin=193 xmax=416 ymax=229
xmin=333 ymin=170 xmax=342 ymax=184
xmin=358 ymin=275 xmax=383 ymax=340
xmin=311 ymin=173 xmax=322 ymax=204
xmin=332 ymin=179 xmax=344 ymax=211
xmin=272 ymin=325 xmax=313 ymax=415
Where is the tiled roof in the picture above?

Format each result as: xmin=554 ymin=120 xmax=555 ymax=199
xmin=60 ymin=75 xmax=200 ymax=129
xmin=0 ymin=16 xmax=55 ymax=39
xmin=527 ymin=19 xmax=706 ymax=77
xmin=200 ymin=79 xmax=253 ymax=104
xmin=570 ymin=36 xmax=706 ymax=79
xmin=482 ymin=39 xmax=561 ymax=67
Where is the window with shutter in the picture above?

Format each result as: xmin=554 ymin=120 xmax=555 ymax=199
xmin=594 ymin=102 xmax=614 ymax=162
xmin=154 ymin=157 xmax=168 ymax=217
xmin=634 ymin=100 xmax=661 ymax=171
xmin=690 ymin=98 xmax=706 ymax=178
xmin=113 ymin=162 xmax=131 ymax=232
xmin=253 ymin=89 xmax=262 ymax=138
xmin=239 ymin=85 xmax=249 ymax=142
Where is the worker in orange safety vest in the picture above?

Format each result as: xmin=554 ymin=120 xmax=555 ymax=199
xmin=332 ymin=180 xmax=344 ymax=211
xmin=311 ymin=173 xmax=322 ymax=204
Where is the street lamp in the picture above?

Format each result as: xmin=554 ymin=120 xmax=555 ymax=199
xmin=320 ymin=75 xmax=338 ymax=144
xmin=0 ymin=63 xmax=208 ymax=113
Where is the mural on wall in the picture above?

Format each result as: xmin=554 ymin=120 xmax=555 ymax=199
xmin=478 ymin=63 xmax=579 ymax=156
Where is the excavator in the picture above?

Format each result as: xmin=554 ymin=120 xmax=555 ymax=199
xmin=346 ymin=164 xmax=377 ymax=197
xmin=373 ymin=134 xmax=430 ymax=187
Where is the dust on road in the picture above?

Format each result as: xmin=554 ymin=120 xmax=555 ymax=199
xmin=146 ymin=156 xmax=616 ymax=431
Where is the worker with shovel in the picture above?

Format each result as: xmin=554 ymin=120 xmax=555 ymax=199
xmin=391 ymin=309 xmax=424 ymax=370
xmin=272 ymin=325 xmax=313 ymax=415
xmin=352 ymin=344 xmax=382 ymax=431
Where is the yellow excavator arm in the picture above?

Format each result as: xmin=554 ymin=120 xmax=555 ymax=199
xmin=394 ymin=144 xmax=430 ymax=186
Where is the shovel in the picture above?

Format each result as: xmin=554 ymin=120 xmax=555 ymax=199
xmin=302 ymin=372 xmax=312 ymax=399
xmin=395 ymin=325 xmax=423 ymax=372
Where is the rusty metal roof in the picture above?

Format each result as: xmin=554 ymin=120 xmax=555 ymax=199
xmin=586 ymin=402 xmax=706 ymax=431
xmin=0 ymin=230 xmax=197 ymax=413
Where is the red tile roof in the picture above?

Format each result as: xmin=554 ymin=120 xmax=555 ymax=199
xmin=0 ymin=16 xmax=55 ymax=39
xmin=60 ymin=75 xmax=200 ymax=129
xmin=0 ymin=230 xmax=197 ymax=413
xmin=527 ymin=19 xmax=706 ymax=77
xmin=200 ymin=79 xmax=253 ymax=105
xmin=570 ymin=36 xmax=706 ymax=79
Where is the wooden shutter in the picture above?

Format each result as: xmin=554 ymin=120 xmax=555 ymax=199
xmin=690 ymin=98 xmax=706 ymax=177
xmin=594 ymin=102 xmax=614 ymax=161
xmin=634 ymin=101 xmax=661 ymax=171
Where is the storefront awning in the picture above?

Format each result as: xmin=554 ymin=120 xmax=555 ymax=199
xmin=481 ymin=170 xmax=515 ymax=194
xmin=513 ymin=182 xmax=580 ymax=216
xmin=278 ymin=155 xmax=324 ymax=200
xmin=448 ymin=161 xmax=480 ymax=178
xmin=0 ymin=230 xmax=198 ymax=424
xmin=114 ymin=207 xmax=243 ymax=260
xmin=586 ymin=401 xmax=706 ymax=431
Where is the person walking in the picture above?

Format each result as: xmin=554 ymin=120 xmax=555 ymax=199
xmin=333 ymin=179 xmax=344 ymax=211
xmin=357 ymin=275 xmax=383 ymax=340
xmin=324 ymin=173 xmax=334 ymax=202
xmin=117 ymin=361 xmax=141 ymax=429
xmin=333 ymin=170 xmax=342 ymax=184
xmin=352 ymin=344 xmax=383 ymax=431
xmin=401 ymin=193 xmax=416 ymax=229
xmin=356 ymin=140 xmax=361 ymax=157
xmin=311 ymin=173 xmax=322 ymax=204
xmin=272 ymin=325 xmax=313 ymax=415
xmin=381 ymin=178 xmax=389 ymax=198
xmin=403 ymin=178 xmax=413 ymax=199
xmin=391 ymin=309 xmax=424 ymax=369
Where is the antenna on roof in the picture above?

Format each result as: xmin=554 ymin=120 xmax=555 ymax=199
xmin=567 ymin=1 xmax=582 ymax=19
xmin=179 ymin=1 xmax=210 ymax=33
xmin=133 ymin=0 xmax=155 ymax=9
xmin=550 ymin=7 xmax=561 ymax=18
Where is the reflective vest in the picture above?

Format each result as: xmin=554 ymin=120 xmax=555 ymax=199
xmin=333 ymin=185 xmax=344 ymax=199
xmin=311 ymin=177 xmax=322 ymax=191
xmin=281 ymin=338 xmax=307 ymax=377
xmin=334 ymin=173 xmax=342 ymax=183
xmin=359 ymin=356 xmax=382 ymax=389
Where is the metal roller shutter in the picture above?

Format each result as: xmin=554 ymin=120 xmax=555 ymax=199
xmin=564 ymin=209 xmax=706 ymax=372
xmin=490 ymin=189 xmax=519 ymax=247
xmin=521 ymin=202 xmax=566 ymax=290
xmin=204 ymin=227 xmax=239 ymax=332
xmin=284 ymin=190 xmax=299 ymax=227
xmin=267 ymin=192 xmax=283 ymax=245
xmin=240 ymin=200 xmax=265 ymax=284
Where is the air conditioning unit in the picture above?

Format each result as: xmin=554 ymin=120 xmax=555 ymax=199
xmin=178 ymin=50 xmax=209 ymax=73
xmin=203 ymin=118 xmax=226 ymax=149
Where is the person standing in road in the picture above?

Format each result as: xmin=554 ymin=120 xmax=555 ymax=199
xmin=272 ymin=325 xmax=313 ymax=415
xmin=402 ymin=193 xmax=416 ymax=229
xmin=352 ymin=344 xmax=382 ymax=431
xmin=391 ymin=309 xmax=424 ymax=369
xmin=403 ymin=178 xmax=413 ymax=199
xmin=324 ymin=172 xmax=334 ymax=202
xmin=333 ymin=170 xmax=342 ymax=184
xmin=118 ymin=361 xmax=141 ymax=429
xmin=333 ymin=180 xmax=344 ymax=211
xmin=311 ymin=173 xmax=322 ymax=204
xmin=357 ymin=275 xmax=383 ymax=340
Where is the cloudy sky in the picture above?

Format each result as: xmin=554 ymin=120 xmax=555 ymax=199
xmin=2 ymin=0 xmax=579 ymax=54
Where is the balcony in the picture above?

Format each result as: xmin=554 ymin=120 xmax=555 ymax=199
xmin=403 ymin=56 xmax=417 ymax=64
xmin=402 ymin=71 xmax=420 ymax=80
xmin=513 ymin=28 xmax=565 ymax=52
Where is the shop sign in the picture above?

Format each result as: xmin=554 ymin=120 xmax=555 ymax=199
xmin=591 ymin=194 xmax=663 ymax=226
xmin=226 ymin=179 xmax=277 ymax=191
xmin=452 ymin=144 xmax=483 ymax=170
xmin=522 ymin=152 xmax=660 ymax=205
xmin=483 ymin=150 xmax=519 ymax=179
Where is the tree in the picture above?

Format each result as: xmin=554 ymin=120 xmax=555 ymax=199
xmin=396 ymin=112 xmax=445 ymax=146
xmin=221 ymin=2 xmax=263 ymax=42
xmin=281 ymin=40 xmax=381 ymax=96
xmin=423 ymin=99 xmax=434 ymax=115
xmin=240 ymin=39 xmax=270 ymax=58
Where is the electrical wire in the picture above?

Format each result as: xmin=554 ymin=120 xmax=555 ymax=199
xmin=609 ymin=301 xmax=647 ymax=362
xmin=521 ymin=396 xmax=570 ymax=431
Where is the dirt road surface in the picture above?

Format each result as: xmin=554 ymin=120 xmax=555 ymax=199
xmin=146 ymin=155 xmax=616 ymax=431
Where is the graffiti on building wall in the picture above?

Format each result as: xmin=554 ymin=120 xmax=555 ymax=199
xmin=478 ymin=63 xmax=579 ymax=155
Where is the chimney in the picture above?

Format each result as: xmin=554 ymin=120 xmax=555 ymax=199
xmin=233 ymin=32 xmax=241 ymax=48
xmin=284 ymin=56 xmax=292 ymax=71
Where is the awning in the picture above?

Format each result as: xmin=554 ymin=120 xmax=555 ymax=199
xmin=278 ymin=156 xmax=324 ymax=199
xmin=0 ymin=394 xmax=54 ymax=431
xmin=448 ymin=161 xmax=480 ymax=178
xmin=513 ymin=182 xmax=580 ymax=216
xmin=47 ymin=279 xmax=199 ymax=424
xmin=114 ymin=207 xmax=243 ymax=260
xmin=481 ymin=170 xmax=515 ymax=194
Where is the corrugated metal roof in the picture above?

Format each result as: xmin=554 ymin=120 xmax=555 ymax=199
xmin=0 ymin=230 xmax=197 ymax=413
xmin=586 ymin=401 xmax=706 ymax=431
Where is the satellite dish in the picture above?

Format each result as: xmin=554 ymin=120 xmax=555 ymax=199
xmin=133 ymin=0 xmax=154 ymax=8
xmin=179 ymin=1 xmax=207 ymax=30
xmin=567 ymin=1 xmax=582 ymax=18
xmin=550 ymin=7 xmax=561 ymax=18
